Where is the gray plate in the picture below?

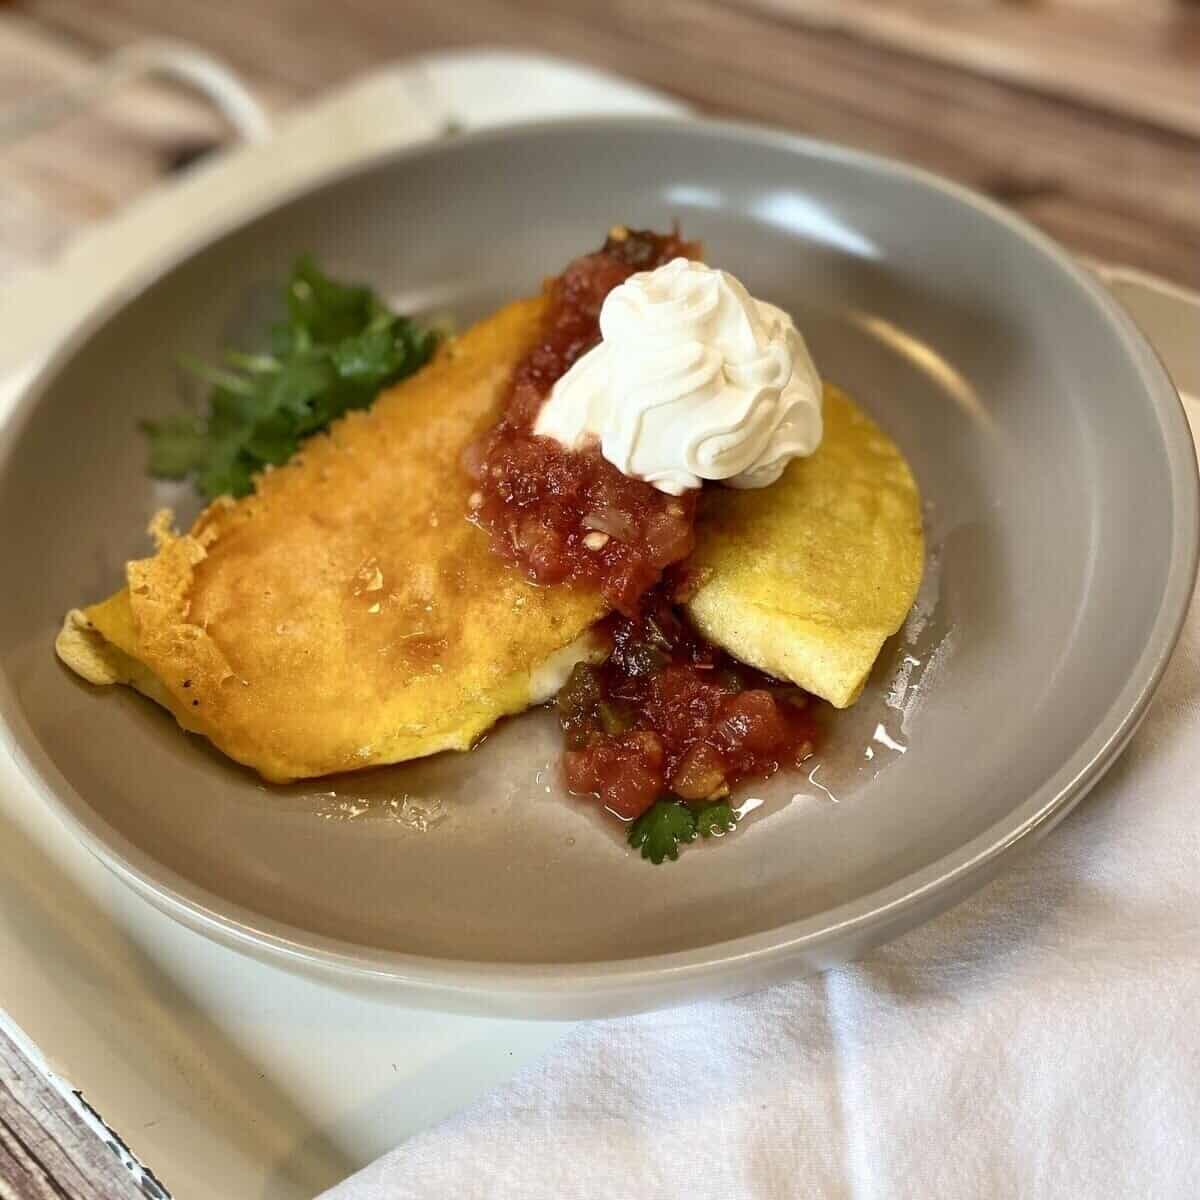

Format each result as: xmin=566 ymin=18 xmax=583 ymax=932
xmin=0 ymin=118 xmax=1195 ymax=1018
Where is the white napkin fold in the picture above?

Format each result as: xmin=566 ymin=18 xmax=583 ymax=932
xmin=324 ymin=401 xmax=1200 ymax=1199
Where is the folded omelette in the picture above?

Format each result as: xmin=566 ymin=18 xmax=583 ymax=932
xmin=686 ymin=385 xmax=923 ymax=709
xmin=58 ymin=298 xmax=922 ymax=783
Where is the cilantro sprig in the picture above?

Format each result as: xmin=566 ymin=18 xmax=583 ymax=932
xmin=696 ymin=800 xmax=736 ymax=838
xmin=628 ymin=798 xmax=741 ymax=864
xmin=629 ymin=800 xmax=696 ymax=863
xmin=141 ymin=257 xmax=438 ymax=499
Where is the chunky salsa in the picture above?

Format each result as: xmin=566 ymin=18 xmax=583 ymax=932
xmin=468 ymin=229 xmax=820 ymax=857
xmin=467 ymin=228 xmax=699 ymax=615
xmin=558 ymin=580 xmax=818 ymax=821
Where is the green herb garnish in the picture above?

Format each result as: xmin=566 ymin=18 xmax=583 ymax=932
xmin=141 ymin=256 xmax=438 ymax=499
xmin=628 ymin=799 xmax=697 ymax=864
xmin=695 ymin=800 xmax=736 ymax=838
xmin=627 ymin=797 xmax=740 ymax=863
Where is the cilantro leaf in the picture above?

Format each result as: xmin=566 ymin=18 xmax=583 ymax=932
xmin=143 ymin=258 xmax=438 ymax=499
xmin=287 ymin=255 xmax=374 ymax=344
xmin=265 ymin=354 xmax=339 ymax=426
xmin=628 ymin=799 xmax=697 ymax=864
xmin=331 ymin=325 xmax=405 ymax=383
xmin=243 ymin=409 xmax=300 ymax=466
xmin=138 ymin=414 xmax=206 ymax=478
xmin=696 ymin=801 xmax=736 ymax=838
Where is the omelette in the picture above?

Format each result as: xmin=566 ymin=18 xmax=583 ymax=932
xmin=58 ymin=289 xmax=922 ymax=784
xmin=686 ymin=385 xmax=923 ymax=709
xmin=59 ymin=298 xmax=608 ymax=783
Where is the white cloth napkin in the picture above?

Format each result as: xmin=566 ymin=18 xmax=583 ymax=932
xmin=325 ymin=400 xmax=1200 ymax=1198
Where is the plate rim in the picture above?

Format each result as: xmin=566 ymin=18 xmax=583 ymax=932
xmin=2 ymin=114 xmax=1196 ymax=1011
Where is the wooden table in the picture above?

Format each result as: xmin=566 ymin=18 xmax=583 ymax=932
xmin=1 ymin=0 xmax=1198 ymax=289
xmin=0 ymin=1 xmax=1197 ymax=1194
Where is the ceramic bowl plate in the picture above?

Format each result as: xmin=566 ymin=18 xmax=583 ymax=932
xmin=1 ymin=119 xmax=1195 ymax=1017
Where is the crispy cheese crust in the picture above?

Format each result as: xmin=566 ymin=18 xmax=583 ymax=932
xmin=59 ymin=297 xmax=606 ymax=782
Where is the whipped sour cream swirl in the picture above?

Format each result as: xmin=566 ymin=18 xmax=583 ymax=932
xmin=534 ymin=257 xmax=823 ymax=495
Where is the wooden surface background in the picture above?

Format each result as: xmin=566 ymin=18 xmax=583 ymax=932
xmin=0 ymin=0 xmax=1198 ymax=287
xmin=0 ymin=0 xmax=1197 ymax=1194
xmin=0 ymin=1025 xmax=148 ymax=1199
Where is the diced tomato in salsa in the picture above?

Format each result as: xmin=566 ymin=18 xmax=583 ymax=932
xmin=470 ymin=229 xmax=821 ymax=830
xmin=467 ymin=229 xmax=700 ymax=615
xmin=558 ymin=581 xmax=819 ymax=821
xmin=563 ymin=730 xmax=666 ymax=821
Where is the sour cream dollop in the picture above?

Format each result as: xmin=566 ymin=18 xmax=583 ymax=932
xmin=534 ymin=257 xmax=823 ymax=495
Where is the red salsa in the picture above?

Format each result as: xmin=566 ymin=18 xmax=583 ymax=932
xmin=467 ymin=228 xmax=700 ymax=615
xmin=468 ymin=229 xmax=821 ymax=852
xmin=557 ymin=579 xmax=818 ymax=822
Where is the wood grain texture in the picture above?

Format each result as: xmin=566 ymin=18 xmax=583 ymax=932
xmin=743 ymin=0 xmax=1200 ymax=136
xmin=3 ymin=0 xmax=1198 ymax=285
xmin=0 ymin=1025 xmax=144 ymax=1200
